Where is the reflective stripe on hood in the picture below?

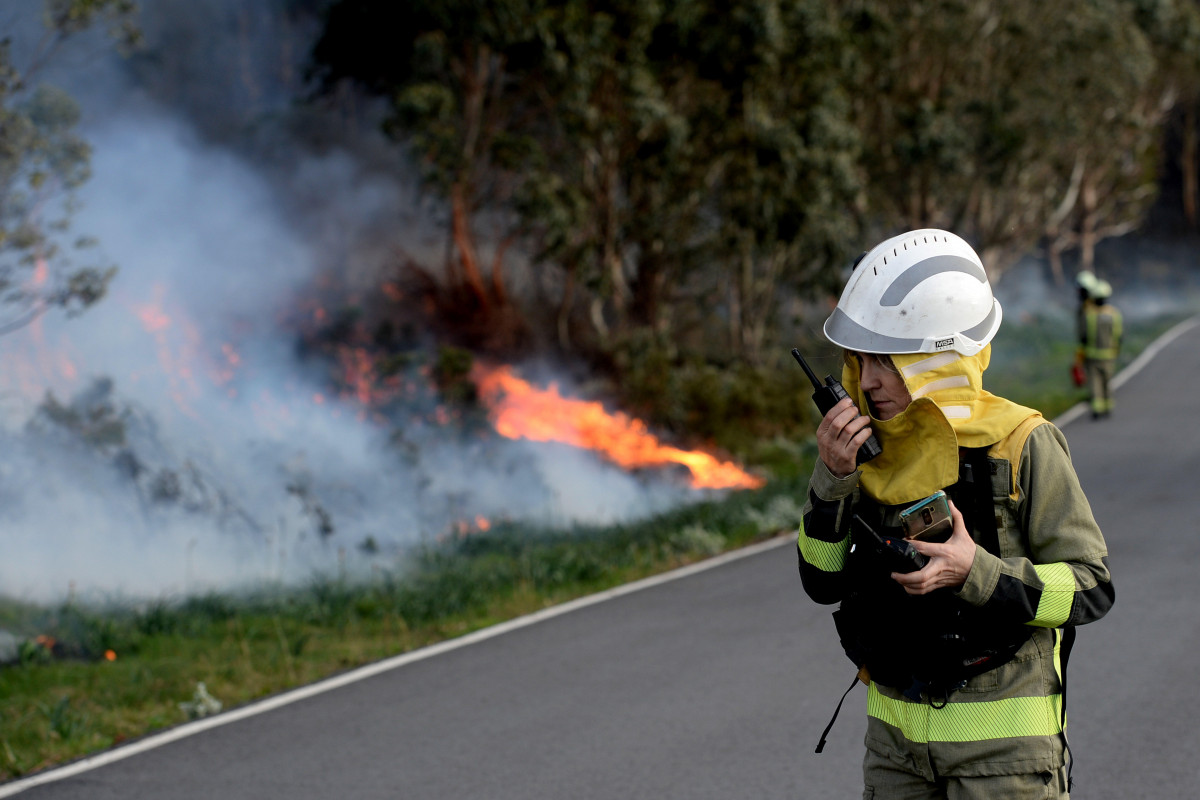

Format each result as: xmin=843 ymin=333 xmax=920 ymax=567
xmin=842 ymin=344 xmax=1041 ymax=505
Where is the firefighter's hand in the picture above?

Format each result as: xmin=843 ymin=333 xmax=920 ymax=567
xmin=892 ymin=499 xmax=975 ymax=595
xmin=816 ymin=397 xmax=874 ymax=478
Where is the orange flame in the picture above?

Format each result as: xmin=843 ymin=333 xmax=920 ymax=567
xmin=0 ymin=255 xmax=81 ymax=396
xmin=131 ymin=284 xmax=205 ymax=418
xmin=442 ymin=514 xmax=494 ymax=542
xmin=473 ymin=365 xmax=763 ymax=490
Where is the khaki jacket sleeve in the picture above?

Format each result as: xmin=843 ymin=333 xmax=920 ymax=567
xmin=795 ymin=460 xmax=859 ymax=605
xmin=956 ymin=423 xmax=1115 ymax=627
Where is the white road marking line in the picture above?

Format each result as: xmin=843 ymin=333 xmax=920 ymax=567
xmin=0 ymin=535 xmax=793 ymax=796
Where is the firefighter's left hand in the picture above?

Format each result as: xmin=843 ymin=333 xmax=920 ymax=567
xmin=892 ymin=499 xmax=976 ymax=595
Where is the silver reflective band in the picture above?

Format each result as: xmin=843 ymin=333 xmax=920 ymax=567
xmin=823 ymin=302 xmax=999 ymax=354
xmin=961 ymin=303 xmax=998 ymax=342
xmin=879 ymin=255 xmax=987 ymax=307
xmin=823 ymin=307 xmax=926 ymax=352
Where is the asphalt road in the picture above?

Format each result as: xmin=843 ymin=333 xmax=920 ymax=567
xmin=6 ymin=318 xmax=1200 ymax=799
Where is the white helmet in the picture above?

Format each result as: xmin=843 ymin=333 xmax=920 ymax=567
xmin=823 ymin=229 xmax=1001 ymax=356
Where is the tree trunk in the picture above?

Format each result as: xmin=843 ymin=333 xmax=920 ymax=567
xmin=1183 ymin=105 xmax=1198 ymax=229
xmin=601 ymin=151 xmax=630 ymax=336
xmin=1047 ymin=238 xmax=1065 ymax=288
xmin=729 ymin=239 xmax=748 ymax=353
xmin=589 ymin=296 xmax=610 ymax=346
xmin=557 ymin=263 xmax=576 ymax=350
xmin=450 ymin=183 xmax=489 ymax=309
xmin=490 ymin=234 xmax=513 ymax=307
xmin=1079 ymin=177 xmax=1098 ymax=274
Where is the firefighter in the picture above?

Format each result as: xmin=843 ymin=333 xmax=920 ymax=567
xmin=797 ymin=229 xmax=1114 ymax=799
xmin=1082 ymin=279 xmax=1122 ymax=419
xmin=1075 ymin=270 xmax=1098 ymax=344
xmin=1072 ymin=271 xmax=1098 ymax=389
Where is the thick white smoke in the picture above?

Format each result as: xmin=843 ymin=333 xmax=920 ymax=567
xmin=0 ymin=2 xmax=698 ymax=603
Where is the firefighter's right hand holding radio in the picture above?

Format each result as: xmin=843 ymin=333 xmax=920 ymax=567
xmin=815 ymin=396 xmax=875 ymax=478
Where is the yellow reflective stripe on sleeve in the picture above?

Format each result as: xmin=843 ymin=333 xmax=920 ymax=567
xmin=1031 ymin=563 xmax=1075 ymax=627
xmin=867 ymin=684 xmax=1063 ymax=743
xmin=797 ymin=523 xmax=848 ymax=573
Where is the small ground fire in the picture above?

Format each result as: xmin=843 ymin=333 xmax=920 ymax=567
xmin=472 ymin=364 xmax=764 ymax=491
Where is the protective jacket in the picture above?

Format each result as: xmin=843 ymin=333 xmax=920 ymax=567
xmin=1084 ymin=304 xmax=1123 ymax=362
xmin=796 ymin=349 xmax=1114 ymax=779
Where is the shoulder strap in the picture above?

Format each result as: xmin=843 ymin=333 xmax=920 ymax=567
xmin=988 ymin=414 xmax=1050 ymax=500
xmin=955 ymin=446 xmax=999 ymax=555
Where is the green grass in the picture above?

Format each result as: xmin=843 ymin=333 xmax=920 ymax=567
xmin=0 ymin=310 xmax=1192 ymax=784
xmin=0 ymin=477 xmax=809 ymax=782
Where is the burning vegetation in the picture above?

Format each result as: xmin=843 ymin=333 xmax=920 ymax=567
xmin=1 ymin=263 xmax=767 ymax=601
xmin=472 ymin=364 xmax=764 ymax=491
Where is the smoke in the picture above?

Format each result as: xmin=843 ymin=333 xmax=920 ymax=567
xmin=0 ymin=1 xmax=698 ymax=604
xmin=995 ymin=250 xmax=1200 ymax=325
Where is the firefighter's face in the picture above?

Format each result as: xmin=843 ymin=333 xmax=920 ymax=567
xmin=857 ymin=353 xmax=911 ymax=421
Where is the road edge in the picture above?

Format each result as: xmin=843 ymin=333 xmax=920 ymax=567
xmin=0 ymin=535 xmax=794 ymax=797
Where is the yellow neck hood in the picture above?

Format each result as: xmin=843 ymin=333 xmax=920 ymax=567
xmin=842 ymin=345 xmax=1042 ymax=505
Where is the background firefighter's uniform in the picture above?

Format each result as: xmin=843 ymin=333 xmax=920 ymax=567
xmin=796 ymin=347 xmax=1114 ymax=787
xmin=1082 ymin=299 xmax=1123 ymax=417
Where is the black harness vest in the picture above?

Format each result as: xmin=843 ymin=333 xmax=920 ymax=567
xmin=831 ymin=447 xmax=1033 ymax=701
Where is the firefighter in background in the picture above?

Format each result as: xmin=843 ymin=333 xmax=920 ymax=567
xmin=796 ymin=230 xmax=1114 ymax=799
xmin=1071 ymin=271 xmax=1097 ymax=390
xmin=1082 ymin=279 xmax=1122 ymax=419
xmin=1075 ymin=270 xmax=1098 ymax=341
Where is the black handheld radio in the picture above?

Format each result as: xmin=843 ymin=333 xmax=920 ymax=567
xmin=852 ymin=514 xmax=927 ymax=573
xmin=791 ymin=348 xmax=883 ymax=465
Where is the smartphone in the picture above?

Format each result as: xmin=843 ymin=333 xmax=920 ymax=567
xmin=899 ymin=490 xmax=953 ymax=542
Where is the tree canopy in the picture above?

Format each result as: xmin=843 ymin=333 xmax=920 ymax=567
xmin=0 ymin=0 xmax=138 ymax=333
xmin=309 ymin=0 xmax=1200 ymax=371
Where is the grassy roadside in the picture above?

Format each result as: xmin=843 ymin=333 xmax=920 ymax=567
xmin=0 ymin=478 xmax=808 ymax=782
xmin=0 ymin=310 xmax=1190 ymax=784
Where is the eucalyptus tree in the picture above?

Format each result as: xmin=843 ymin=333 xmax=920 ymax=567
xmin=694 ymin=1 xmax=860 ymax=361
xmin=311 ymin=0 xmax=862 ymax=366
xmin=311 ymin=0 xmax=549 ymax=351
xmin=0 ymin=0 xmax=137 ymax=334
xmin=517 ymin=1 xmax=861 ymax=365
xmin=1121 ymin=0 xmax=1200 ymax=235
xmin=514 ymin=0 xmax=759 ymax=356
xmin=840 ymin=0 xmax=1167 ymax=283
xmin=511 ymin=0 xmax=695 ymax=352
xmin=1035 ymin=0 xmax=1190 ymax=281
xmin=311 ymin=0 xmax=716 ymax=353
